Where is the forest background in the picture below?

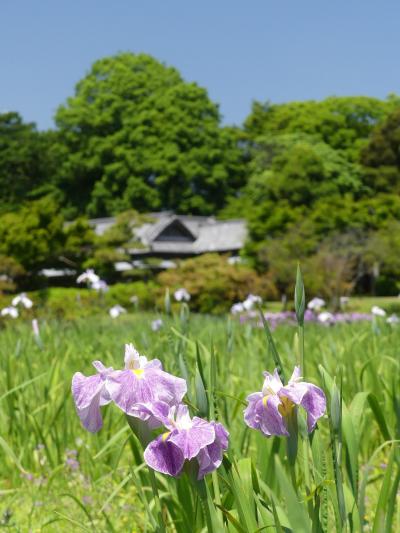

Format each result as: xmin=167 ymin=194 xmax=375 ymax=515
xmin=2 ymin=52 xmax=400 ymax=304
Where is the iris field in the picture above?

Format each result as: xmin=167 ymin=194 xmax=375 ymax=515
xmin=0 ymin=298 xmax=399 ymax=532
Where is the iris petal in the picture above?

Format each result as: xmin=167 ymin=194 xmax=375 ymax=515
xmin=71 ymin=368 xmax=112 ymax=433
xmin=144 ymin=434 xmax=185 ymax=477
xmin=168 ymin=418 xmax=215 ymax=460
xmin=107 ymin=368 xmax=187 ymax=416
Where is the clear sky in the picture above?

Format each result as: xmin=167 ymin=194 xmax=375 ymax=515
xmin=2 ymin=0 xmax=400 ymax=130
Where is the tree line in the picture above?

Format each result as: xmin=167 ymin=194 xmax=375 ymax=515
xmin=2 ymin=52 xmax=400 ymax=297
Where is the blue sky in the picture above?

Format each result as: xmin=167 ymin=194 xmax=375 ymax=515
xmin=2 ymin=0 xmax=399 ymax=129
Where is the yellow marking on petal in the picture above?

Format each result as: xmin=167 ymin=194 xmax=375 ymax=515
xmin=278 ymin=396 xmax=294 ymax=417
xmin=162 ymin=431 xmax=171 ymax=442
xmin=262 ymin=394 xmax=271 ymax=407
xmin=132 ymin=368 xmax=144 ymax=378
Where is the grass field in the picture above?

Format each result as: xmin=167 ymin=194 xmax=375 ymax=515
xmin=1 ymin=286 xmax=400 ymax=320
xmin=0 ymin=309 xmax=399 ymax=532
xmin=265 ymin=295 xmax=400 ymax=314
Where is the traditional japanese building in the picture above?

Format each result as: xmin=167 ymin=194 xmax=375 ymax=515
xmin=90 ymin=212 xmax=247 ymax=265
xmin=40 ymin=213 xmax=247 ymax=281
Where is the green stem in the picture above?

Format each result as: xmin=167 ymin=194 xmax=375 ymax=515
xmin=298 ymin=322 xmax=312 ymax=514
xmin=126 ymin=416 xmax=166 ymax=532
xmin=286 ymin=408 xmax=298 ymax=492
xmin=197 ymin=479 xmax=214 ymax=533
xmin=302 ymin=437 xmax=313 ymax=519
xmin=299 ymin=323 xmax=305 ymax=377
xmin=211 ymin=470 xmax=221 ymax=506
xmin=289 ymin=461 xmax=297 ymax=490
xmin=148 ymin=466 xmax=166 ymax=533
xmin=302 ymin=438 xmax=311 ymax=489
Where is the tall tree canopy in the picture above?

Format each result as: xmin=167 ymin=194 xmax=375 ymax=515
xmin=0 ymin=196 xmax=64 ymax=272
xmin=230 ymin=96 xmax=400 ymax=295
xmin=0 ymin=112 xmax=54 ymax=213
xmin=244 ymin=96 xmax=399 ymax=160
xmin=54 ymin=52 xmax=246 ymax=217
xmin=360 ymin=107 xmax=400 ymax=194
xmin=1 ymin=60 xmax=400 ymax=296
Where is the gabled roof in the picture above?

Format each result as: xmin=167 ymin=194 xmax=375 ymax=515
xmin=89 ymin=212 xmax=247 ymax=255
xmin=143 ymin=216 xmax=198 ymax=243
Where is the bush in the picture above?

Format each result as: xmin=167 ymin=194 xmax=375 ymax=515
xmin=0 ymin=255 xmax=26 ymax=293
xmin=0 ymin=282 xmax=161 ymax=320
xmin=375 ymin=276 xmax=399 ymax=297
xmin=157 ymin=253 xmax=277 ymax=314
xmin=106 ymin=281 xmax=159 ymax=309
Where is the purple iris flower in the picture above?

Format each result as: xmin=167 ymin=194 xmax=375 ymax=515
xmin=72 ymin=361 xmax=114 ymax=433
xmin=244 ymin=367 xmax=326 ymax=437
xmin=143 ymin=402 xmax=229 ymax=479
xmin=72 ymin=344 xmax=187 ymax=432
xmin=106 ymin=344 xmax=187 ymax=422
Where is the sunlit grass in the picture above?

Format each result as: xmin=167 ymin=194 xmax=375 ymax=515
xmin=0 ymin=311 xmax=398 ymax=531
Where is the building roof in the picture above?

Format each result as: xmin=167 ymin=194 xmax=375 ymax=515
xmin=89 ymin=217 xmax=117 ymax=236
xmin=89 ymin=212 xmax=247 ymax=256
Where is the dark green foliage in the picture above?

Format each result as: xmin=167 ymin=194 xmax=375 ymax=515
xmin=244 ymin=96 xmax=399 ymax=160
xmin=237 ymin=96 xmax=400 ymax=296
xmin=361 ymin=107 xmax=400 ymax=194
xmin=0 ymin=196 xmax=64 ymax=272
xmin=0 ymin=255 xmax=25 ymax=292
xmin=83 ymin=210 xmax=152 ymax=278
xmin=0 ymin=112 xmax=56 ymax=212
xmin=62 ymin=217 xmax=96 ymax=270
xmin=53 ymin=53 xmax=246 ymax=217
xmin=1 ymin=53 xmax=400 ymax=297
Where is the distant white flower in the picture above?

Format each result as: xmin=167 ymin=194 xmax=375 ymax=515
xmin=151 ymin=319 xmax=163 ymax=331
xmin=12 ymin=293 xmax=33 ymax=309
xmin=242 ymin=294 xmax=262 ymax=311
xmin=318 ymin=311 xmax=334 ymax=324
xmin=77 ymin=269 xmax=100 ymax=285
xmin=340 ymin=296 xmax=349 ymax=306
xmin=227 ymin=256 xmax=242 ymax=265
xmin=91 ymin=279 xmax=108 ymax=292
xmin=130 ymin=295 xmax=139 ymax=304
xmin=231 ymin=302 xmax=245 ymax=314
xmin=32 ymin=318 xmax=40 ymax=338
xmin=371 ymin=305 xmax=386 ymax=317
xmin=174 ymin=288 xmax=190 ymax=302
xmin=109 ymin=305 xmax=126 ymax=318
xmin=307 ymin=297 xmax=326 ymax=311
xmin=387 ymin=314 xmax=400 ymax=325
xmin=1 ymin=306 xmax=19 ymax=318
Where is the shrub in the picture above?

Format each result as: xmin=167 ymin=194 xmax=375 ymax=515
xmin=106 ymin=281 xmax=159 ymax=309
xmin=157 ymin=253 xmax=277 ymax=314
xmin=0 ymin=255 xmax=26 ymax=293
xmin=7 ymin=282 xmax=161 ymax=320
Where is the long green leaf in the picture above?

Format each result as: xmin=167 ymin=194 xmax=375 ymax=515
xmin=274 ymin=456 xmax=311 ymax=533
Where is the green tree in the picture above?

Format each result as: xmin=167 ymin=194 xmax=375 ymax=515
xmin=84 ymin=210 xmax=151 ymax=278
xmin=360 ymin=107 xmax=400 ymax=194
xmin=244 ymin=96 xmax=399 ymax=160
xmin=303 ymin=232 xmax=366 ymax=303
xmin=363 ymin=221 xmax=400 ymax=294
xmin=63 ymin=217 xmax=96 ymax=270
xmin=229 ymin=134 xmax=362 ymax=241
xmin=0 ymin=255 xmax=25 ymax=293
xmin=54 ymin=53 xmax=246 ymax=217
xmin=0 ymin=112 xmax=55 ymax=213
xmin=251 ymin=219 xmax=318 ymax=294
xmin=0 ymin=196 xmax=64 ymax=272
